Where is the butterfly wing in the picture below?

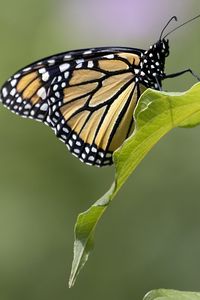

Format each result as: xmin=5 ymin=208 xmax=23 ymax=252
xmin=0 ymin=47 xmax=144 ymax=166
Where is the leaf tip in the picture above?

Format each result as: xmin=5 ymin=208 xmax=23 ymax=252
xmin=68 ymin=275 xmax=75 ymax=289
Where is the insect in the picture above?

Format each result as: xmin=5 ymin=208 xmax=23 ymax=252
xmin=0 ymin=15 xmax=200 ymax=167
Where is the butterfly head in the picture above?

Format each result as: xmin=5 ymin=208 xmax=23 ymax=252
xmin=156 ymin=38 xmax=169 ymax=57
xmin=137 ymin=14 xmax=199 ymax=89
xmin=145 ymin=38 xmax=169 ymax=66
xmin=135 ymin=16 xmax=174 ymax=89
xmin=149 ymin=37 xmax=170 ymax=69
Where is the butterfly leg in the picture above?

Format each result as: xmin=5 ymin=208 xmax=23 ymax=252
xmin=155 ymin=77 xmax=162 ymax=91
xmin=164 ymin=68 xmax=200 ymax=81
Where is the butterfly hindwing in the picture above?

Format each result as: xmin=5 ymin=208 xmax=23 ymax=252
xmin=48 ymin=50 xmax=142 ymax=166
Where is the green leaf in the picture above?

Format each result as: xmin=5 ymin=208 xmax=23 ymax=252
xmin=68 ymin=183 xmax=115 ymax=288
xmin=144 ymin=289 xmax=200 ymax=300
xmin=69 ymin=83 xmax=200 ymax=288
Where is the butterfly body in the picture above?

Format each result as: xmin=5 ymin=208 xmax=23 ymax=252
xmin=0 ymin=39 xmax=172 ymax=166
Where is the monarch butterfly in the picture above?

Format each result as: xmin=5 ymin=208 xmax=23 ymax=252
xmin=0 ymin=15 xmax=200 ymax=167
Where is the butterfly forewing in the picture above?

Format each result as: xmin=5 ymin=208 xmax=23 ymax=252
xmin=1 ymin=67 xmax=49 ymax=121
xmin=0 ymin=47 xmax=144 ymax=166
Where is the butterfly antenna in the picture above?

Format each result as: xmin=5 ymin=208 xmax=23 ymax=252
xmin=163 ymin=13 xmax=200 ymax=39
xmin=159 ymin=16 xmax=178 ymax=40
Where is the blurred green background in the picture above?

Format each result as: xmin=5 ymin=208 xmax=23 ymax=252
xmin=0 ymin=0 xmax=200 ymax=299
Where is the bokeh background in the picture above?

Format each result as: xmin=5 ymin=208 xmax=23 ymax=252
xmin=0 ymin=0 xmax=200 ymax=299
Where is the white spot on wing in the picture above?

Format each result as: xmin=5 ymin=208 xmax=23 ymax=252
xmin=74 ymin=148 xmax=80 ymax=154
xmin=5 ymin=99 xmax=11 ymax=104
xmin=84 ymin=50 xmax=92 ymax=55
xmin=40 ymin=103 xmax=48 ymax=111
xmin=2 ymin=87 xmax=8 ymax=97
xmin=63 ymin=127 xmax=69 ymax=134
xmin=39 ymin=68 xmax=46 ymax=74
xmin=53 ymin=84 xmax=58 ymax=91
xmin=99 ymin=152 xmax=104 ymax=158
xmin=16 ymin=97 xmax=22 ymax=103
xmin=11 ymin=79 xmax=17 ymax=87
xmin=46 ymin=116 xmax=51 ymax=123
xmin=42 ymin=72 xmax=50 ymax=82
xmin=76 ymin=63 xmax=83 ymax=69
xmin=61 ymin=134 xmax=67 ymax=140
xmin=64 ymin=71 xmax=69 ymax=79
xmin=103 ymin=54 xmax=114 ymax=59
xmin=85 ymin=146 xmax=90 ymax=154
xmin=55 ymin=92 xmax=60 ymax=98
xmin=38 ymin=114 xmax=44 ymax=119
xmin=64 ymin=54 xmax=72 ymax=60
xmin=37 ymin=87 xmax=46 ymax=99
xmin=88 ymin=61 xmax=94 ymax=68
xmin=14 ymin=73 xmax=21 ymax=79
xmin=76 ymin=59 xmax=84 ymax=64
xmin=10 ymin=88 xmax=16 ymax=96
xmin=59 ymin=63 xmax=70 ymax=72
xmin=69 ymin=140 xmax=73 ymax=147
xmin=48 ymin=59 xmax=55 ymax=65
xmin=82 ymin=153 xmax=86 ymax=159
xmin=23 ymin=67 xmax=31 ymax=72
xmin=24 ymin=103 xmax=32 ymax=109
xmin=88 ymin=155 xmax=95 ymax=161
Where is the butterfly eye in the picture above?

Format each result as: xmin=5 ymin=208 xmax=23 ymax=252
xmin=165 ymin=50 xmax=169 ymax=57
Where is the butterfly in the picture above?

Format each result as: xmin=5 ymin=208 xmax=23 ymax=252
xmin=0 ymin=15 xmax=199 ymax=167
